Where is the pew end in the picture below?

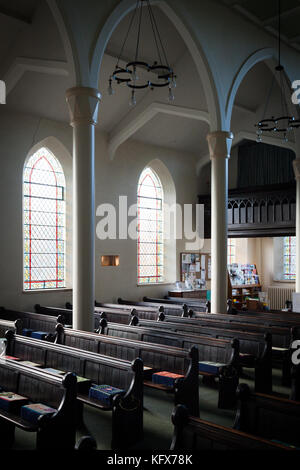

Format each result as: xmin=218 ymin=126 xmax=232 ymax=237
xmin=75 ymin=436 xmax=97 ymax=451
xmin=111 ymin=357 xmax=144 ymax=449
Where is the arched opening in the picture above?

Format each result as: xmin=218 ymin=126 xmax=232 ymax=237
xmin=137 ymin=167 xmax=164 ymax=284
xmin=137 ymin=159 xmax=176 ymax=285
xmin=90 ymin=0 xmax=220 ymax=152
xmin=23 ymin=147 xmax=67 ymax=291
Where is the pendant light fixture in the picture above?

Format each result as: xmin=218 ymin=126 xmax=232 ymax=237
xmin=107 ymin=0 xmax=176 ymax=107
xmin=255 ymin=0 xmax=300 ymax=143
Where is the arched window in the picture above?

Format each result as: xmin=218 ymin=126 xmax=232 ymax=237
xmin=23 ymin=148 xmax=66 ymax=290
xmin=283 ymin=236 xmax=296 ymax=281
xmin=227 ymin=238 xmax=236 ymax=265
xmin=137 ymin=167 xmax=164 ymax=284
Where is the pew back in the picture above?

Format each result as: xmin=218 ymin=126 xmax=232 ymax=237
xmin=171 ymin=405 xmax=292 ymax=450
xmin=1 ymin=307 xmax=63 ymax=334
xmin=234 ymin=383 xmax=300 ymax=447
xmin=6 ymin=331 xmax=138 ymax=392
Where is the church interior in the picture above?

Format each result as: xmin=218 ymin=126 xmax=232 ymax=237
xmin=0 ymin=0 xmax=300 ymax=454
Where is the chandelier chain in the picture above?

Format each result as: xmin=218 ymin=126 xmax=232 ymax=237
xmin=108 ymin=0 xmax=176 ymax=105
xmin=134 ymin=0 xmax=143 ymax=63
xmin=116 ymin=0 xmax=139 ymax=69
xmin=147 ymin=0 xmax=169 ymax=68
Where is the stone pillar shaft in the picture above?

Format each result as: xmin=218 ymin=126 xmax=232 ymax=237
xmin=66 ymin=87 xmax=101 ymax=331
xmin=207 ymin=131 xmax=233 ymax=314
xmin=293 ymin=159 xmax=300 ymax=292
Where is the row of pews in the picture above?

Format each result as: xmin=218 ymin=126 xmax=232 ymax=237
xmin=0 ymin=298 xmax=299 ymax=450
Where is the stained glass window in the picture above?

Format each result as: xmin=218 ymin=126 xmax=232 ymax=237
xmin=137 ymin=168 xmax=164 ymax=284
xmin=283 ymin=236 xmax=296 ymax=281
xmin=23 ymin=148 xmax=66 ymax=290
xmin=227 ymin=238 xmax=236 ymax=265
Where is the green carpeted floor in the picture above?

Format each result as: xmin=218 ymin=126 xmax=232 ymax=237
xmin=12 ymin=366 xmax=290 ymax=450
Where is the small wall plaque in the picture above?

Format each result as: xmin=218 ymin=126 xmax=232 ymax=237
xmin=101 ymin=255 xmax=120 ymax=267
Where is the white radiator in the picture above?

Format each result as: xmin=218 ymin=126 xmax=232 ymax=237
xmin=267 ymin=286 xmax=295 ymax=310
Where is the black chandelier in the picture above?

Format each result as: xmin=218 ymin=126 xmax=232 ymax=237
xmin=255 ymin=0 xmax=300 ymax=143
xmin=107 ymin=0 xmax=176 ymax=106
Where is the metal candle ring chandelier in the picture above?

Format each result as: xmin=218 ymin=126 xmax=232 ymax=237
xmin=108 ymin=0 xmax=177 ymax=106
xmin=255 ymin=2 xmax=300 ymax=143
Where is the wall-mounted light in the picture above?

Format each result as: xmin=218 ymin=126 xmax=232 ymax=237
xmin=101 ymin=255 xmax=120 ymax=267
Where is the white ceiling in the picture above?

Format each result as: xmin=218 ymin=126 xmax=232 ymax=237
xmin=217 ymin=0 xmax=300 ymax=52
xmin=0 ymin=0 xmax=294 ymax=159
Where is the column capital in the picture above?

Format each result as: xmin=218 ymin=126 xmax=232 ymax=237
xmin=66 ymin=87 xmax=101 ymax=127
xmin=293 ymin=159 xmax=300 ymax=180
xmin=207 ymin=130 xmax=234 ymax=160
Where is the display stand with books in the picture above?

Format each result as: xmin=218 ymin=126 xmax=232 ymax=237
xmin=228 ymin=263 xmax=261 ymax=307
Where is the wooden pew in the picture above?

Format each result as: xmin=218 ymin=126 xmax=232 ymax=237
xmin=0 ymin=358 xmax=77 ymax=450
xmin=154 ymin=311 xmax=295 ymax=379
xmin=97 ymin=307 xmax=290 ymax=349
xmin=144 ymin=296 xmax=211 ymax=313
xmin=55 ymin=323 xmax=239 ymax=409
xmin=5 ymin=330 xmax=144 ymax=449
xmin=1 ymin=307 xmax=65 ymax=337
xmin=98 ymin=317 xmax=271 ymax=394
xmin=55 ymin=324 xmax=200 ymax=416
xmin=234 ymin=383 xmax=300 ymax=448
xmin=96 ymin=319 xmax=240 ymax=409
xmin=170 ymin=404 xmax=293 ymax=450
xmin=117 ymin=298 xmax=193 ymax=317
xmin=139 ymin=314 xmax=292 ymax=386
xmin=95 ymin=301 xmax=186 ymax=319
xmin=35 ymin=303 xmax=158 ymax=324
xmin=0 ymin=318 xmax=22 ymax=336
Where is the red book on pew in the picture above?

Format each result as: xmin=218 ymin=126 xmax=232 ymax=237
xmin=1 ymin=356 xmax=20 ymax=361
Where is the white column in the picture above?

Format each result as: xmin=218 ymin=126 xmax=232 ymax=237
xmin=66 ymin=87 xmax=101 ymax=331
xmin=207 ymin=131 xmax=233 ymax=314
xmin=293 ymin=159 xmax=300 ymax=292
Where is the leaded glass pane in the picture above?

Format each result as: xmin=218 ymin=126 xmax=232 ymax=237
xmin=283 ymin=236 xmax=296 ymax=280
xmin=227 ymin=238 xmax=236 ymax=265
xmin=23 ymin=148 xmax=66 ymax=290
xmin=137 ymin=168 xmax=164 ymax=284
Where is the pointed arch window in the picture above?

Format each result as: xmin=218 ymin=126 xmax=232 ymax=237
xmin=137 ymin=168 xmax=164 ymax=284
xmin=23 ymin=148 xmax=66 ymax=290
xmin=283 ymin=236 xmax=296 ymax=281
xmin=227 ymin=238 xmax=236 ymax=265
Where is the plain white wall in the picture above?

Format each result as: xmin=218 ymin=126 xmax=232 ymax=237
xmin=0 ymin=107 xmax=199 ymax=310
xmin=94 ymin=135 xmax=199 ymax=302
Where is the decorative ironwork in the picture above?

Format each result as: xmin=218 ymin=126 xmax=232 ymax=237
xmin=108 ymin=0 xmax=176 ymax=106
xmin=137 ymin=167 xmax=163 ymax=284
xmin=23 ymin=148 xmax=66 ymax=290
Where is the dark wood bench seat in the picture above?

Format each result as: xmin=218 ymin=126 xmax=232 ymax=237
xmin=1 ymin=307 xmax=65 ymax=337
xmin=234 ymin=383 xmax=300 ymax=448
xmin=0 ymin=318 xmax=22 ymax=337
xmin=99 ymin=317 xmax=240 ymax=408
xmin=0 ymin=358 xmax=77 ymax=449
xmin=116 ymin=298 xmax=193 ymax=317
xmin=142 ymin=296 xmax=300 ymax=327
xmin=98 ymin=317 xmax=272 ymax=394
xmin=4 ymin=330 xmax=144 ymax=449
xmin=57 ymin=321 xmax=240 ymax=409
xmin=55 ymin=324 xmax=202 ymax=415
xmin=96 ymin=301 xmax=197 ymax=319
xmin=170 ymin=404 xmax=293 ymax=450
xmin=35 ymin=303 xmax=158 ymax=326
xmin=154 ymin=296 xmax=211 ymax=313
xmin=192 ymin=310 xmax=300 ymax=329
xmin=137 ymin=314 xmax=293 ymax=387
